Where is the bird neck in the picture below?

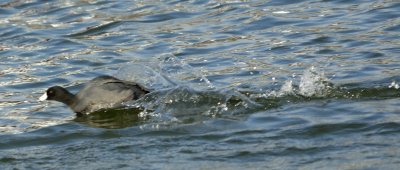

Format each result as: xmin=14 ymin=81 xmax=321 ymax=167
xmin=61 ymin=92 xmax=77 ymax=106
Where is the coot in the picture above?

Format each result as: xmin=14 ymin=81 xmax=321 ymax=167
xmin=39 ymin=75 xmax=150 ymax=115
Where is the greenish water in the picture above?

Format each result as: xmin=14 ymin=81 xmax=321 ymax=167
xmin=1 ymin=0 xmax=400 ymax=169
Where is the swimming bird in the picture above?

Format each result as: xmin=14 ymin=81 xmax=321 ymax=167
xmin=39 ymin=75 xmax=150 ymax=115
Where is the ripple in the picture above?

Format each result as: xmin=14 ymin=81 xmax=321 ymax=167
xmin=67 ymin=21 xmax=123 ymax=38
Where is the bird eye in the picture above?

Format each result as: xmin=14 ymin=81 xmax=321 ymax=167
xmin=48 ymin=90 xmax=54 ymax=94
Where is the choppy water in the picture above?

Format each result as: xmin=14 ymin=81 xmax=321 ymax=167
xmin=1 ymin=0 xmax=400 ymax=169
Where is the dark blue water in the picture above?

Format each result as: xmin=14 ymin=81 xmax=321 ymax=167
xmin=1 ymin=0 xmax=400 ymax=169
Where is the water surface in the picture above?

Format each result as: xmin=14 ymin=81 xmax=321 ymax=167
xmin=0 ymin=0 xmax=400 ymax=169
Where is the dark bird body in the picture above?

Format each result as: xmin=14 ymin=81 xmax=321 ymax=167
xmin=39 ymin=76 xmax=149 ymax=115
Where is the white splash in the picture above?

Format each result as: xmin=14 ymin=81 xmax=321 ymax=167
xmin=389 ymin=81 xmax=399 ymax=89
xmin=298 ymin=66 xmax=331 ymax=97
xmin=280 ymin=80 xmax=295 ymax=95
xmin=115 ymin=63 xmax=176 ymax=89
xmin=265 ymin=66 xmax=332 ymax=98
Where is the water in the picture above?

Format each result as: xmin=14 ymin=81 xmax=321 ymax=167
xmin=1 ymin=0 xmax=399 ymax=169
